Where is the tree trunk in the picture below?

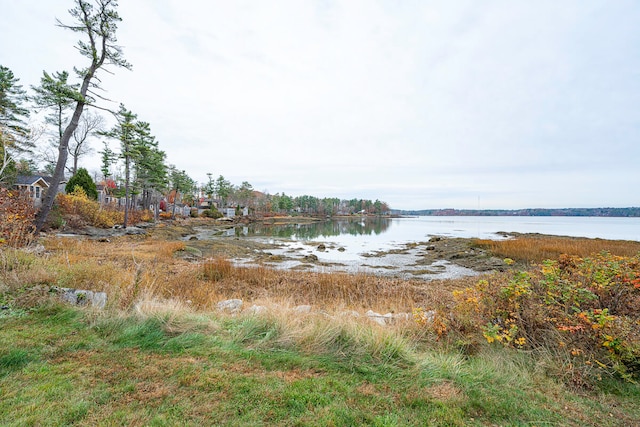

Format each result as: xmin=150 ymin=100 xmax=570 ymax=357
xmin=172 ymin=188 xmax=178 ymax=218
xmin=123 ymin=155 xmax=130 ymax=228
xmin=34 ymin=54 xmax=100 ymax=234
xmin=34 ymin=101 xmax=85 ymax=233
xmin=154 ymin=190 xmax=159 ymax=221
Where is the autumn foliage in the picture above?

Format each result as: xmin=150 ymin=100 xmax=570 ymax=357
xmin=444 ymin=252 xmax=640 ymax=385
xmin=0 ymin=188 xmax=36 ymax=247
xmin=54 ymin=187 xmax=155 ymax=228
xmin=56 ymin=187 xmax=123 ymax=228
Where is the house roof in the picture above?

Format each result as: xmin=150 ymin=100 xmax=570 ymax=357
xmin=15 ymin=175 xmax=51 ymax=187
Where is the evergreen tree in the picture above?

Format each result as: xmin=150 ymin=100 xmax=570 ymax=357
xmin=214 ymin=175 xmax=232 ymax=208
xmin=0 ymin=65 xmax=31 ymax=184
xmin=31 ymin=71 xmax=79 ymax=145
xmin=65 ymin=167 xmax=98 ymax=200
xmin=101 ymin=104 xmax=137 ymax=227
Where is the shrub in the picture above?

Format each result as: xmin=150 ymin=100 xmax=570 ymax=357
xmin=56 ymin=187 xmax=123 ymax=228
xmin=444 ymin=252 xmax=640 ymax=385
xmin=201 ymin=208 xmax=222 ymax=219
xmin=65 ymin=168 xmax=98 ymax=200
xmin=0 ymin=188 xmax=35 ymax=247
xmin=159 ymin=212 xmax=173 ymax=220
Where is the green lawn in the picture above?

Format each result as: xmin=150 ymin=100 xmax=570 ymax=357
xmin=1 ymin=303 xmax=639 ymax=426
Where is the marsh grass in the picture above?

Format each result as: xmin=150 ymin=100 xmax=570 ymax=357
xmin=202 ymin=258 xmax=464 ymax=313
xmin=18 ymin=235 xmax=464 ymax=315
xmin=473 ymin=235 xmax=640 ymax=263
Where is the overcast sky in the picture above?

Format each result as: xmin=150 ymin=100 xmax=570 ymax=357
xmin=1 ymin=1 xmax=638 ymax=210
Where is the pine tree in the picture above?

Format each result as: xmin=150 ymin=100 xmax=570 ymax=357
xmin=34 ymin=0 xmax=131 ymax=233
xmin=65 ymin=167 xmax=98 ymax=200
xmin=0 ymin=65 xmax=31 ymax=184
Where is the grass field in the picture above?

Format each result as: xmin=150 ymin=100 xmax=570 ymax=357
xmin=473 ymin=234 xmax=640 ymax=263
xmin=1 ymin=232 xmax=639 ymax=426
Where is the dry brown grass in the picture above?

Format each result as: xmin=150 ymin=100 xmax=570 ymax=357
xmin=25 ymin=231 xmax=640 ymax=318
xmin=473 ymin=235 xmax=640 ymax=263
xmin=3 ymin=235 xmax=474 ymax=315
xmin=201 ymin=258 xmax=473 ymax=313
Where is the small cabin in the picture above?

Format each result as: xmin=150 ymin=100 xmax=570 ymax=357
xmin=14 ymin=175 xmax=51 ymax=207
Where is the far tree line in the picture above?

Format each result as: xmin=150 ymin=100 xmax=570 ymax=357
xmin=0 ymin=0 xmax=390 ymax=231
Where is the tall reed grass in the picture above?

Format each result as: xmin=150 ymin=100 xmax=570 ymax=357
xmin=200 ymin=257 xmax=467 ymax=313
xmin=473 ymin=235 xmax=640 ymax=263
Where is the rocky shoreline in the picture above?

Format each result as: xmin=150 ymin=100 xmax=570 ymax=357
xmin=47 ymin=217 xmax=521 ymax=279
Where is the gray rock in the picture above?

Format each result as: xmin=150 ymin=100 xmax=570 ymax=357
xmin=303 ymin=254 xmax=318 ymax=262
xmin=124 ymin=227 xmax=146 ymax=235
xmin=247 ymin=304 xmax=267 ymax=314
xmin=22 ymin=244 xmax=47 ymax=256
xmin=339 ymin=310 xmax=360 ymax=318
xmin=54 ymin=287 xmax=107 ymax=309
xmin=415 ymin=309 xmax=436 ymax=324
xmin=365 ymin=310 xmax=393 ymax=326
xmin=217 ymin=299 xmax=243 ymax=312
xmin=393 ymin=312 xmax=411 ymax=321
xmin=293 ymin=305 xmax=312 ymax=314
xmin=317 ymin=244 xmax=326 ymax=251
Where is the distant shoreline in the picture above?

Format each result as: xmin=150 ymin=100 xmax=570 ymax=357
xmin=393 ymin=207 xmax=640 ymax=218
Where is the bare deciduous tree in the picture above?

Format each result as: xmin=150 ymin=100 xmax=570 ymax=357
xmin=69 ymin=111 xmax=104 ymax=175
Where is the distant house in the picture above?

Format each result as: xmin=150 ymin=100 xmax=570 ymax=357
xmin=14 ymin=175 xmax=51 ymax=207
xmin=96 ymin=184 xmax=115 ymax=205
xmin=223 ymin=206 xmax=249 ymax=218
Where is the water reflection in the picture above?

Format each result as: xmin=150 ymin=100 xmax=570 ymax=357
xmin=240 ymin=217 xmax=392 ymax=240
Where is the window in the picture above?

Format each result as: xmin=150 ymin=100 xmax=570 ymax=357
xmin=35 ymin=186 xmax=41 ymax=199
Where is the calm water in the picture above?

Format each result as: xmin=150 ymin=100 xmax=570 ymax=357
xmin=202 ymin=216 xmax=640 ymax=279
xmin=237 ymin=215 xmax=640 ymax=243
xmin=213 ymin=215 xmax=640 ymax=261
xmin=387 ymin=216 xmax=640 ymax=241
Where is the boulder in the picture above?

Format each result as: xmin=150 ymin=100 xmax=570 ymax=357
xmin=22 ymin=244 xmax=47 ymax=256
xmin=365 ymin=310 xmax=393 ymax=326
xmin=415 ymin=309 xmax=436 ymax=324
xmin=54 ymin=287 xmax=107 ymax=309
xmin=247 ymin=304 xmax=267 ymax=314
xmin=393 ymin=312 xmax=411 ymax=321
xmin=293 ymin=305 xmax=312 ymax=314
xmin=339 ymin=310 xmax=360 ymax=318
xmin=124 ymin=227 xmax=146 ymax=235
xmin=217 ymin=299 xmax=243 ymax=312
